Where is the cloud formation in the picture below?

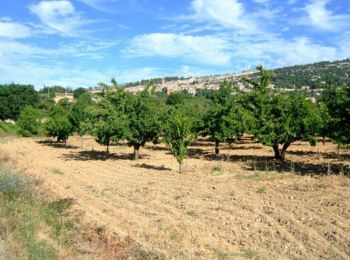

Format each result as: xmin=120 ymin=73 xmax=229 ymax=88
xmin=125 ymin=33 xmax=232 ymax=65
xmin=29 ymin=0 xmax=86 ymax=36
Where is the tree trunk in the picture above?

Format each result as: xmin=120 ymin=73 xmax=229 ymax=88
xmin=80 ymin=135 xmax=84 ymax=148
xmin=106 ymin=144 xmax=109 ymax=155
xmin=273 ymin=143 xmax=281 ymax=160
xmin=64 ymin=139 xmax=67 ymax=147
xmin=280 ymin=142 xmax=290 ymax=161
xmin=179 ymin=161 xmax=183 ymax=173
xmin=215 ymin=140 xmax=220 ymax=155
xmin=322 ymin=136 xmax=325 ymax=145
xmin=134 ymin=145 xmax=140 ymax=160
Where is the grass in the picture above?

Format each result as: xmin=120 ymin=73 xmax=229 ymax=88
xmin=256 ymin=186 xmax=267 ymax=194
xmin=186 ymin=210 xmax=197 ymax=217
xmin=51 ymin=168 xmax=64 ymax=175
xmin=0 ymin=121 xmax=19 ymax=137
xmin=211 ymin=165 xmax=223 ymax=174
xmin=132 ymin=245 xmax=166 ymax=260
xmin=228 ymin=190 xmax=235 ymax=197
xmin=236 ymin=247 xmax=258 ymax=258
xmin=0 ymin=161 xmax=78 ymax=259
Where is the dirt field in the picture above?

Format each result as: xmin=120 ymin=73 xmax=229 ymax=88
xmin=1 ymin=136 xmax=349 ymax=259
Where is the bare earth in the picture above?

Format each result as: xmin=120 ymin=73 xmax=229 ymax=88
xmin=1 ymin=136 xmax=349 ymax=259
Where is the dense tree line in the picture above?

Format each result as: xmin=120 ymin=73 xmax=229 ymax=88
xmin=0 ymin=84 xmax=39 ymax=120
xmin=2 ymin=65 xmax=350 ymax=172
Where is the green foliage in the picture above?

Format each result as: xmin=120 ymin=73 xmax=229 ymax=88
xmin=320 ymin=85 xmax=350 ymax=145
xmin=125 ymin=87 xmax=165 ymax=159
xmin=270 ymin=59 xmax=350 ymax=89
xmin=166 ymin=91 xmax=192 ymax=107
xmin=163 ymin=110 xmax=193 ymax=173
xmin=45 ymin=106 xmax=73 ymax=143
xmin=69 ymin=93 xmax=93 ymax=136
xmin=85 ymin=98 xmax=128 ymax=154
xmin=201 ymin=81 xmax=251 ymax=154
xmin=38 ymin=86 xmax=71 ymax=98
xmin=0 ymin=122 xmax=19 ymax=137
xmin=246 ymin=66 xmax=321 ymax=160
xmin=18 ymin=106 xmax=42 ymax=137
xmin=0 ymin=84 xmax=39 ymax=120
xmin=73 ymin=87 xmax=87 ymax=99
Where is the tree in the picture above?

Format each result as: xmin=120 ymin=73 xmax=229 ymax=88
xmin=69 ymin=93 xmax=94 ymax=147
xmin=0 ymin=84 xmax=39 ymax=120
xmin=125 ymin=87 xmax=163 ymax=159
xmin=201 ymin=81 xmax=251 ymax=154
xmin=256 ymin=93 xmax=321 ymax=160
xmin=18 ymin=106 xmax=42 ymax=137
xmin=245 ymin=66 xmax=321 ymax=160
xmin=163 ymin=110 xmax=193 ymax=173
xmin=45 ymin=106 xmax=73 ymax=145
xmin=320 ymin=85 xmax=350 ymax=145
xmin=73 ymin=87 xmax=87 ymax=99
xmin=85 ymin=99 xmax=128 ymax=154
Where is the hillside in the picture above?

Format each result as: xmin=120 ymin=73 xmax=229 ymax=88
xmin=271 ymin=59 xmax=350 ymax=89
xmin=123 ymin=59 xmax=350 ymax=92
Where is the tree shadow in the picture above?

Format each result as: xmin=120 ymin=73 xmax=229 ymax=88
xmin=188 ymin=152 xmax=350 ymax=176
xmin=190 ymin=141 xmax=214 ymax=147
xmin=244 ymin=158 xmax=350 ymax=176
xmin=288 ymin=150 xmax=350 ymax=161
xmin=133 ymin=163 xmax=171 ymax=171
xmin=222 ymin=145 xmax=263 ymax=151
xmin=187 ymin=148 xmax=210 ymax=158
xmin=37 ymin=140 xmax=79 ymax=149
xmin=145 ymin=145 xmax=169 ymax=152
xmin=61 ymin=151 xmax=137 ymax=161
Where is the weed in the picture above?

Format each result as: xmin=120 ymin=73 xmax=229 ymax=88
xmin=51 ymin=168 xmax=64 ymax=175
xmin=186 ymin=210 xmax=197 ymax=217
xmin=212 ymin=165 xmax=222 ymax=173
xmin=228 ymin=190 xmax=235 ymax=197
xmin=0 ymin=161 xmax=78 ymax=259
xmin=256 ymin=186 xmax=267 ymax=194
xmin=237 ymin=247 xmax=258 ymax=258
xmin=214 ymin=249 xmax=230 ymax=260
xmin=132 ymin=245 xmax=165 ymax=260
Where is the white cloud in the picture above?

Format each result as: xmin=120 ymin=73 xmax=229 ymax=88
xmin=0 ymin=21 xmax=32 ymax=38
xmin=29 ymin=0 xmax=87 ymax=36
xmin=124 ymin=33 xmax=232 ymax=65
xmin=304 ymin=0 xmax=350 ymax=31
xmin=190 ymin=0 xmax=257 ymax=32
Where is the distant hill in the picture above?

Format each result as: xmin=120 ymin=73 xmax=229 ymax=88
xmin=124 ymin=58 xmax=350 ymax=90
xmin=270 ymin=59 xmax=350 ymax=89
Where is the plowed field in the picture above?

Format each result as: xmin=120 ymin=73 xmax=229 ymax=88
xmin=1 ymin=136 xmax=349 ymax=259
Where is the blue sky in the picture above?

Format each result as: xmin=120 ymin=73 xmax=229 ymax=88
xmin=0 ymin=0 xmax=349 ymax=89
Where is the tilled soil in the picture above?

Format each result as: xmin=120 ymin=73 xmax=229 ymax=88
xmin=1 ymin=136 xmax=349 ymax=259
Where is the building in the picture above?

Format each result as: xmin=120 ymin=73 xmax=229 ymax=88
xmin=54 ymin=92 xmax=74 ymax=103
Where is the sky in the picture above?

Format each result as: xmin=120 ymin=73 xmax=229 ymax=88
xmin=0 ymin=0 xmax=349 ymax=89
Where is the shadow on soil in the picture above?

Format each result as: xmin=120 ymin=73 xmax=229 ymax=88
xmin=197 ymin=153 xmax=350 ymax=176
xmin=133 ymin=163 xmax=171 ymax=171
xmin=61 ymin=151 xmax=146 ymax=161
xmin=37 ymin=140 xmax=79 ymax=149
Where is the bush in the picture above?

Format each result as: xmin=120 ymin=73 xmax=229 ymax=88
xmin=18 ymin=106 xmax=42 ymax=137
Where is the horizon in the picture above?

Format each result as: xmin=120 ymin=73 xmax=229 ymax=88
xmin=1 ymin=0 xmax=350 ymax=89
